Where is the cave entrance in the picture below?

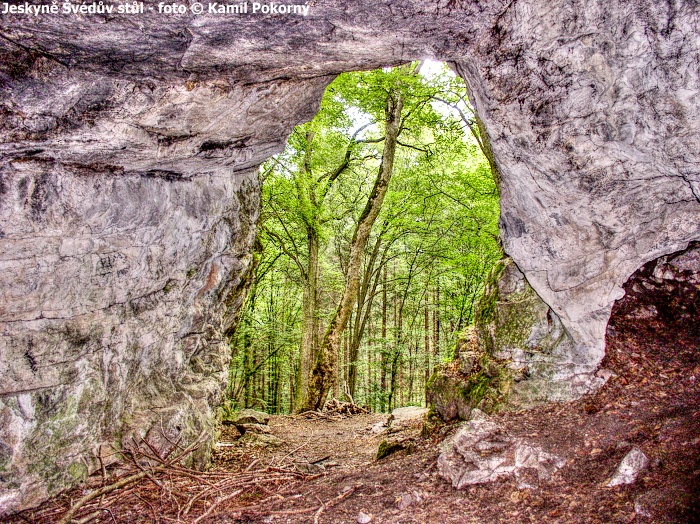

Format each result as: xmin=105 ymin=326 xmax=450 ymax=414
xmin=224 ymin=61 xmax=501 ymax=415
xmin=599 ymin=242 xmax=700 ymax=518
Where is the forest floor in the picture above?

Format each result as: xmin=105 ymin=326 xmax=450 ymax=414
xmin=8 ymin=297 xmax=700 ymax=523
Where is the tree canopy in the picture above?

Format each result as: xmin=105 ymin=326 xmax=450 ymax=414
xmin=227 ymin=62 xmax=501 ymax=414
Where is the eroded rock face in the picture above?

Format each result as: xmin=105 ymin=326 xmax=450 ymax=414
xmin=475 ymin=258 xmax=606 ymax=404
xmin=1 ymin=0 xmax=698 ymax=514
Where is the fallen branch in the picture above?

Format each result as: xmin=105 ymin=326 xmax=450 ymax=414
xmin=57 ymin=468 xmax=160 ymax=524
xmin=313 ymin=495 xmax=326 ymax=524
xmin=192 ymin=488 xmax=243 ymax=524
xmin=311 ymin=485 xmax=358 ymax=524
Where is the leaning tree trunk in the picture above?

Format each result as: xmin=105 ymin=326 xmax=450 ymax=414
xmin=300 ymin=90 xmax=404 ymax=411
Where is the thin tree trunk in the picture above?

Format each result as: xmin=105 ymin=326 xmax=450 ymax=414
xmin=433 ymin=280 xmax=440 ymax=370
xmin=380 ymin=266 xmax=388 ymax=412
xmin=424 ymin=290 xmax=430 ymax=405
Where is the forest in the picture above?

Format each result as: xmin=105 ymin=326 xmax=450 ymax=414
xmin=226 ymin=62 xmax=502 ymax=414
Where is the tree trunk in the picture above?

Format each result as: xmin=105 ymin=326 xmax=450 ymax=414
xmin=380 ymin=266 xmax=387 ymax=412
xmin=294 ymin=229 xmax=319 ymax=411
xmin=301 ymin=90 xmax=404 ymax=411
xmin=424 ymin=290 xmax=430 ymax=405
xmin=433 ymin=281 xmax=440 ymax=371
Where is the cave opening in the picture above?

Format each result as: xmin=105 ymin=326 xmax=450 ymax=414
xmin=2 ymin=3 xmax=699 ymax=516
xmin=224 ymin=60 xmax=503 ymax=416
xmin=598 ymin=242 xmax=700 ymax=519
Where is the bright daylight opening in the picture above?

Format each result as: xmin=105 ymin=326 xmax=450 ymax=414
xmin=224 ymin=61 xmax=501 ymax=416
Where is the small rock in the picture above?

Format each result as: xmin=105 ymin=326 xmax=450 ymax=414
xmin=634 ymin=498 xmax=652 ymax=518
xmin=225 ymin=408 xmax=271 ymax=425
xmin=370 ymin=422 xmax=388 ymax=435
xmin=240 ymin=432 xmax=283 ymax=448
xmin=595 ymin=368 xmax=617 ymax=383
xmin=607 ymin=447 xmax=648 ymax=487
xmin=397 ymin=491 xmax=422 ymax=510
xmin=236 ymin=423 xmax=272 ymax=435
xmin=294 ymin=462 xmax=325 ymax=474
xmin=357 ymin=511 xmax=372 ymax=523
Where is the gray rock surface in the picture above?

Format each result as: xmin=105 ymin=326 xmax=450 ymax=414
xmin=607 ymin=447 xmax=649 ymax=487
xmin=224 ymin=408 xmax=271 ymax=426
xmin=476 ymin=257 xmax=606 ymax=404
xmin=239 ymin=432 xmax=284 ymax=448
xmin=437 ymin=409 xmax=565 ymax=489
xmin=389 ymin=407 xmax=429 ymax=429
xmin=396 ymin=490 xmax=423 ymax=510
xmin=356 ymin=511 xmax=373 ymax=524
xmin=1 ymin=0 xmax=698 ymax=514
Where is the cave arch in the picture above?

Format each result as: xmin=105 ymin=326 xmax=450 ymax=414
xmin=1 ymin=0 xmax=699 ymax=514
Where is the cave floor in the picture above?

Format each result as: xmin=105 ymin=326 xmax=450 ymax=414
xmin=8 ymin=308 xmax=700 ymax=524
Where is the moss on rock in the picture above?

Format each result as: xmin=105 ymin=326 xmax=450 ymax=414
xmin=428 ymin=257 xmax=577 ymax=420
xmin=426 ymin=329 xmax=511 ymax=422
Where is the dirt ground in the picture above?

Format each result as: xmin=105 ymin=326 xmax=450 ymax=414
xmin=7 ymin=279 xmax=700 ymax=523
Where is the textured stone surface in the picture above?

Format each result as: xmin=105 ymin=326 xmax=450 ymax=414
xmin=1 ymin=0 xmax=699 ymax=514
xmin=427 ymin=328 xmax=511 ymax=421
xmin=437 ymin=409 xmax=565 ymax=488
xmin=606 ymin=447 xmax=649 ymax=487
xmin=223 ymin=408 xmax=271 ymax=426
xmin=389 ymin=406 xmax=429 ymax=429
xmin=476 ymin=257 xmax=606 ymax=404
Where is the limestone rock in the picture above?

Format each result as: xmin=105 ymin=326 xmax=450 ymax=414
xmin=376 ymin=436 xmax=413 ymax=461
xmin=239 ymin=433 xmax=283 ymax=448
xmin=428 ymin=257 xmax=615 ymax=422
xmin=427 ymin=328 xmax=511 ymax=422
xmin=397 ymin=490 xmax=423 ymax=510
xmin=224 ymin=409 xmax=271 ymax=426
xmin=437 ymin=409 xmax=565 ymax=489
xmin=388 ymin=406 xmax=428 ymax=430
xmin=607 ymin=447 xmax=649 ymax=487
xmin=357 ymin=511 xmax=373 ymax=523
xmin=370 ymin=422 xmax=388 ymax=435
xmin=235 ymin=423 xmax=272 ymax=435
xmin=1 ymin=0 xmax=699 ymax=514
xmin=475 ymin=258 xmax=607 ymax=405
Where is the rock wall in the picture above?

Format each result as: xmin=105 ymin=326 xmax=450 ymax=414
xmin=1 ymin=0 xmax=698 ymax=514
xmin=474 ymin=258 xmax=607 ymax=404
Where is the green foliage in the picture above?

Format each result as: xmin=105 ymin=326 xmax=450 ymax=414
xmin=228 ymin=62 xmax=501 ymax=413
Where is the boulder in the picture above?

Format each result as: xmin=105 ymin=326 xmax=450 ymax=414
xmin=437 ymin=409 xmax=565 ymax=489
xmin=389 ymin=407 xmax=429 ymax=430
xmin=376 ymin=436 xmax=414 ymax=461
xmin=427 ymin=328 xmax=511 ymax=422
